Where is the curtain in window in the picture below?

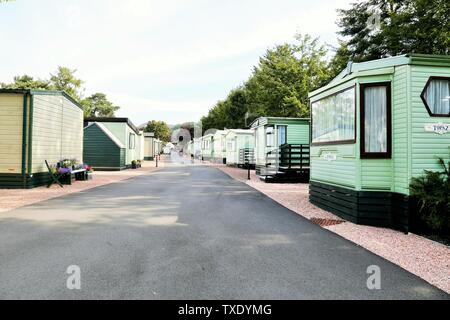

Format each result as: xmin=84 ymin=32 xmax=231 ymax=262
xmin=364 ymin=86 xmax=387 ymax=153
xmin=312 ymin=87 xmax=355 ymax=143
xmin=426 ymin=79 xmax=450 ymax=115
xmin=278 ymin=126 xmax=287 ymax=146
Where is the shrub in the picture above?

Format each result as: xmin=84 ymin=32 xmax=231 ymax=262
xmin=410 ymin=155 xmax=450 ymax=233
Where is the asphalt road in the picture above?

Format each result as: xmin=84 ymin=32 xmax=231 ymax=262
xmin=0 ymin=159 xmax=448 ymax=299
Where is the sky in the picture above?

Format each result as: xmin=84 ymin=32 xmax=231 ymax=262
xmin=0 ymin=0 xmax=351 ymax=125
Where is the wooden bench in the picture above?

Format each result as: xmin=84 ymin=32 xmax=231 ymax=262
xmin=61 ymin=168 xmax=88 ymax=185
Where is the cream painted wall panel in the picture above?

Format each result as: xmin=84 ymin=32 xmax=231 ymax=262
xmin=31 ymin=95 xmax=83 ymax=173
xmin=0 ymin=94 xmax=24 ymax=173
xmin=31 ymin=95 xmax=63 ymax=172
xmin=61 ymin=98 xmax=83 ymax=163
xmin=144 ymin=137 xmax=155 ymax=158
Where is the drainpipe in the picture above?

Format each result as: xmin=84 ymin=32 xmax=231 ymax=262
xmin=21 ymin=93 xmax=29 ymax=188
xmin=27 ymin=94 xmax=34 ymax=179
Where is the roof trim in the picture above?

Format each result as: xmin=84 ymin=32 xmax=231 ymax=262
xmin=0 ymin=89 xmax=83 ymax=110
xmin=84 ymin=117 xmax=140 ymax=134
xmin=225 ymin=129 xmax=254 ymax=136
xmin=310 ymin=54 xmax=450 ymax=98
xmin=250 ymin=116 xmax=310 ymax=128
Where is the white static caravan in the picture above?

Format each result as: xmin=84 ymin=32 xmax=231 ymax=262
xmin=144 ymin=132 xmax=156 ymax=160
xmin=137 ymin=130 xmax=145 ymax=161
xmin=154 ymin=139 xmax=162 ymax=155
xmin=188 ymin=138 xmax=202 ymax=159
xmin=225 ymin=129 xmax=255 ymax=167
xmin=212 ymin=130 xmax=228 ymax=164
xmin=163 ymin=142 xmax=174 ymax=154
xmin=187 ymin=140 xmax=193 ymax=157
xmin=201 ymin=134 xmax=214 ymax=161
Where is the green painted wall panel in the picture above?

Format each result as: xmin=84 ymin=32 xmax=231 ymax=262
xmin=253 ymin=118 xmax=310 ymax=167
xmin=83 ymin=125 xmax=125 ymax=169
xmin=361 ymin=160 xmax=392 ymax=190
xmin=287 ymin=123 xmax=310 ymax=145
xmin=408 ymin=65 xmax=450 ymax=192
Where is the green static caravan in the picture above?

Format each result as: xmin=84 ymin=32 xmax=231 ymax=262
xmin=308 ymin=54 xmax=450 ymax=230
xmin=84 ymin=118 xmax=144 ymax=170
xmin=212 ymin=130 xmax=228 ymax=164
xmin=225 ymin=129 xmax=255 ymax=167
xmin=201 ymin=133 xmax=214 ymax=161
xmin=0 ymin=89 xmax=84 ymax=188
xmin=144 ymin=132 xmax=156 ymax=160
xmin=251 ymin=117 xmax=310 ymax=182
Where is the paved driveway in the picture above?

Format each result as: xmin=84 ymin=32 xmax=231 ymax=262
xmin=0 ymin=161 xmax=448 ymax=299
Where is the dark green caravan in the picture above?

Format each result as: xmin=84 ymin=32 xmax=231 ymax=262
xmin=83 ymin=118 xmax=144 ymax=171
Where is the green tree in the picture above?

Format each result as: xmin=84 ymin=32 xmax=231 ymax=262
xmin=328 ymin=40 xmax=352 ymax=79
xmin=200 ymin=34 xmax=331 ymax=131
xmin=144 ymin=120 xmax=171 ymax=142
xmin=81 ymin=93 xmax=120 ymax=118
xmin=1 ymin=74 xmax=51 ymax=90
xmin=49 ymin=66 xmax=84 ymax=101
xmin=336 ymin=0 xmax=450 ymax=63
xmin=245 ymin=34 xmax=331 ymax=118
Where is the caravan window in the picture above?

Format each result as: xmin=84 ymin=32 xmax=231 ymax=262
xmin=278 ymin=126 xmax=287 ymax=146
xmin=421 ymin=77 xmax=450 ymax=116
xmin=129 ymin=133 xmax=136 ymax=149
xmin=311 ymin=87 xmax=355 ymax=144
xmin=360 ymin=83 xmax=392 ymax=158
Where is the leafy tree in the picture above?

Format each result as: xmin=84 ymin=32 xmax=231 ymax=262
xmin=144 ymin=120 xmax=171 ymax=142
xmin=245 ymin=34 xmax=331 ymax=119
xmin=1 ymin=75 xmax=51 ymax=90
xmin=81 ymin=93 xmax=120 ymax=118
xmin=328 ymin=40 xmax=352 ymax=79
xmin=49 ymin=66 xmax=84 ymax=101
xmin=200 ymin=34 xmax=331 ymax=131
xmin=336 ymin=0 xmax=450 ymax=63
xmin=224 ymin=87 xmax=250 ymax=128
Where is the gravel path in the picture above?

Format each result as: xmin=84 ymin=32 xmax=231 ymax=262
xmin=216 ymin=164 xmax=450 ymax=294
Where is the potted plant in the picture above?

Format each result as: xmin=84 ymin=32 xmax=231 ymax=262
xmin=410 ymin=153 xmax=450 ymax=245
xmin=82 ymin=164 xmax=94 ymax=180
xmin=131 ymin=160 xmax=138 ymax=169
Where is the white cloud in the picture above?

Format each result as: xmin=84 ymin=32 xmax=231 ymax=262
xmin=0 ymin=0 xmax=352 ymax=124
